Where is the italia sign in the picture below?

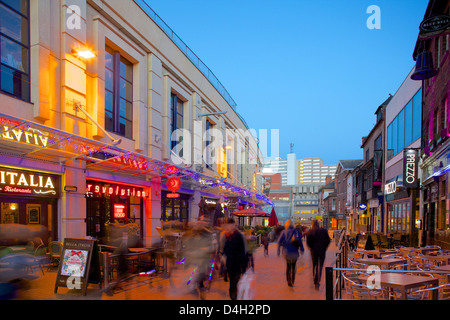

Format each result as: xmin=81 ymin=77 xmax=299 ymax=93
xmin=0 ymin=168 xmax=59 ymax=197
xmin=1 ymin=125 xmax=49 ymax=147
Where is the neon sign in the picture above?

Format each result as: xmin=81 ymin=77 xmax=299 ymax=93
xmin=0 ymin=168 xmax=58 ymax=197
xmin=86 ymin=181 xmax=146 ymax=198
xmin=0 ymin=126 xmax=49 ymax=147
xmin=113 ymin=204 xmax=127 ymax=219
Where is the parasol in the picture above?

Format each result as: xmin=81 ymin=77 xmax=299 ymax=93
xmin=231 ymin=207 xmax=266 ymax=217
xmin=268 ymin=207 xmax=279 ymax=226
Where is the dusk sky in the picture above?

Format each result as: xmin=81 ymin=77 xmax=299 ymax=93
xmin=145 ymin=0 xmax=429 ymax=165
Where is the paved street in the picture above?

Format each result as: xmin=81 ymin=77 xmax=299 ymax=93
xmin=14 ymin=241 xmax=338 ymax=301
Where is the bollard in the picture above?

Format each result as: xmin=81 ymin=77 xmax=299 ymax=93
xmin=325 ymin=267 xmax=333 ymax=300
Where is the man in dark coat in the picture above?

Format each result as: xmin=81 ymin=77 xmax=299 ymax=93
xmin=306 ymin=219 xmax=331 ymax=289
xmin=222 ymin=217 xmax=247 ymax=300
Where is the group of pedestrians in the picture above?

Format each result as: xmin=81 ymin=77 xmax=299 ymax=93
xmin=277 ymin=219 xmax=330 ymax=289
xmin=182 ymin=216 xmax=331 ymax=300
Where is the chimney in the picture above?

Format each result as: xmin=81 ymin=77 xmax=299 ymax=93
xmin=325 ymin=175 xmax=331 ymax=185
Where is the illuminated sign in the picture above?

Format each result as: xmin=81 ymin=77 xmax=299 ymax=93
xmin=385 ymin=181 xmax=397 ymax=194
xmin=113 ymin=204 xmax=127 ymax=219
xmin=0 ymin=168 xmax=59 ymax=197
xmin=167 ymin=176 xmax=181 ymax=193
xmin=86 ymin=181 xmax=146 ymax=198
xmin=0 ymin=125 xmax=49 ymax=147
xmin=403 ymin=149 xmax=419 ymax=188
xmin=358 ymin=203 xmax=367 ymax=210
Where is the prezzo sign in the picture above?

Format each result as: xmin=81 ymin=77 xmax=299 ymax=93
xmin=385 ymin=181 xmax=397 ymax=195
xmin=0 ymin=168 xmax=59 ymax=197
xmin=403 ymin=149 xmax=419 ymax=188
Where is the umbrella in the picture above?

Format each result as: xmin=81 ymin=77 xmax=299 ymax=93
xmin=231 ymin=207 xmax=266 ymax=217
xmin=268 ymin=207 xmax=279 ymax=226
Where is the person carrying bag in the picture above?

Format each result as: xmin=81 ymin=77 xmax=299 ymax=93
xmin=277 ymin=220 xmax=304 ymax=287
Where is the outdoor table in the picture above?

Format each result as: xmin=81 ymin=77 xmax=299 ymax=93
xmin=356 ymin=258 xmax=408 ymax=270
xmin=403 ymin=247 xmax=439 ymax=255
xmin=357 ymin=272 xmax=439 ymax=300
xmin=8 ymin=246 xmax=27 ymax=253
xmin=128 ymin=248 xmax=152 ymax=253
xmin=356 ymin=249 xmax=398 ymax=258
xmin=434 ymin=265 xmax=450 ymax=282
xmin=421 ymin=254 xmax=450 ymax=266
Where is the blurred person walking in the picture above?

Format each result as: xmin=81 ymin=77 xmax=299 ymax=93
xmin=306 ymin=219 xmax=331 ymax=290
xmin=221 ymin=217 xmax=247 ymax=300
xmin=277 ymin=220 xmax=304 ymax=287
xmin=261 ymin=234 xmax=269 ymax=257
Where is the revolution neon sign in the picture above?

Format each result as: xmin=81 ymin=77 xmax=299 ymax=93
xmin=86 ymin=182 xmax=146 ymax=198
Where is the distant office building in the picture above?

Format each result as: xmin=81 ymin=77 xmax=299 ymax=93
xmin=287 ymin=153 xmax=298 ymax=185
xmin=263 ymin=157 xmax=288 ymax=185
xmin=298 ymin=158 xmax=337 ymax=185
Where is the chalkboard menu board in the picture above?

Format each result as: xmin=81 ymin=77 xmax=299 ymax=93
xmin=54 ymin=238 xmax=101 ymax=295
xmin=356 ymin=234 xmax=375 ymax=250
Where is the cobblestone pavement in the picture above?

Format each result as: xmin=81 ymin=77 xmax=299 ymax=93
xmin=12 ymin=241 xmax=339 ymax=301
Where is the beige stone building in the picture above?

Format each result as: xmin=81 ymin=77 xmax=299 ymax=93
xmin=0 ymin=0 xmax=270 ymax=246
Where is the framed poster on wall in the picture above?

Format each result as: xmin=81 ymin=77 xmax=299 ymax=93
xmin=27 ymin=204 xmax=41 ymax=224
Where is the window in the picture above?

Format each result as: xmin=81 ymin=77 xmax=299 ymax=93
xmin=374 ymin=134 xmax=382 ymax=151
xmin=398 ymin=109 xmax=404 ymax=151
xmin=404 ymin=100 xmax=412 ymax=146
xmin=105 ymin=46 xmax=133 ymax=139
xmin=386 ymin=88 xmax=421 ymax=161
xmin=170 ymin=93 xmax=184 ymax=151
xmin=412 ymin=88 xmax=421 ymax=141
xmin=0 ymin=0 xmax=30 ymax=101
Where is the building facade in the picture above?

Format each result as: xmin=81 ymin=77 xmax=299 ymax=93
xmin=412 ymin=0 xmax=450 ymax=248
xmin=298 ymin=157 xmax=337 ymax=185
xmin=0 ymin=0 xmax=271 ymax=247
xmin=361 ymin=95 xmax=392 ymax=234
xmin=384 ymin=68 xmax=422 ymax=246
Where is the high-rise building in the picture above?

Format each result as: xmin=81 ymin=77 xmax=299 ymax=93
xmin=298 ymin=158 xmax=337 ymax=185
xmin=263 ymin=157 xmax=288 ymax=185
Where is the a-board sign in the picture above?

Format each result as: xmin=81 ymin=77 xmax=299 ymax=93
xmin=54 ymin=238 xmax=101 ymax=295
xmin=356 ymin=234 xmax=375 ymax=250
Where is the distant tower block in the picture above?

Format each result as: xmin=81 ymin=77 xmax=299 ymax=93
xmin=290 ymin=143 xmax=294 ymax=153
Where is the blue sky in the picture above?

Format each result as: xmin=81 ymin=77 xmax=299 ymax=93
xmin=145 ymin=0 xmax=428 ymax=165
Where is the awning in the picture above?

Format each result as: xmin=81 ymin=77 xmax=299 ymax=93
xmin=0 ymin=113 xmax=273 ymax=207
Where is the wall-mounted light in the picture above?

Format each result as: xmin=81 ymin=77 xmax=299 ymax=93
xmin=64 ymin=185 xmax=78 ymax=192
xmin=72 ymin=47 xmax=96 ymax=60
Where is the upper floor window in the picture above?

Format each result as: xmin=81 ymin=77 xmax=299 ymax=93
xmin=386 ymin=88 xmax=421 ymax=161
xmin=170 ymin=93 xmax=184 ymax=151
xmin=105 ymin=46 xmax=133 ymax=139
xmin=0 ymin=0 xmax=30 ymax=101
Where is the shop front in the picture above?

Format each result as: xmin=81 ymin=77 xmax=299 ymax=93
xmin=85 ymin=179 xmax=146 ymax=246
xmin=0 ymin=166 xmax=60 ymax=243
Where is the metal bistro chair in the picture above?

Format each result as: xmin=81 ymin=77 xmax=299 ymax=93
xmin=406 ymin=283 xmax=450 ymax=300
xmin=32 ymin=244 xmax=49 ymax=275
xmin=407 ymin=252 xmax=430 ymax=265
xmin=47 ymin=241 xmax=62 ymax=269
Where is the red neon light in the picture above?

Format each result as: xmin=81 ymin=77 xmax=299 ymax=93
xmin=166 ymin=192 xmax=180 ymax=198
xmin=167 ymin=176 xmax=181 ymax=193
xmin=114 ymin=204 xmax=127 ymax=219
xmin=164 ymin=165 xmax=179 ymax=175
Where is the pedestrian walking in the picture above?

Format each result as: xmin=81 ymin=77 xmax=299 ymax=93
xmin=277 ymin=220 xmax=304 ymax=287
xmin=245 ymin=230 xmax=256 ymax=272
xmin=221 ymin=217 xmax=248 ymax=300
xmin=306 ymin=219 xmax=331 ymax=290
xmin=261 ymin=234 xmax=269 ymax=257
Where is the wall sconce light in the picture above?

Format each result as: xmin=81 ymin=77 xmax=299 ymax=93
xmin=72 ymin=47 xmax=96 ymax=60
xmin=64 ymin=185 xmax=78 ymax=192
